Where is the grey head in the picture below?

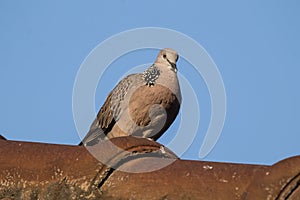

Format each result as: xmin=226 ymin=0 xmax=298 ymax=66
xmin=143 ymin=48 xmax=179 ymax=86
xmin=155 ymin=48 xmax=179 ymax=72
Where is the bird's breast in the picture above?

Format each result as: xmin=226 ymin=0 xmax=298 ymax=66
xmin=109 ymin=71 xmax=181 ymax=139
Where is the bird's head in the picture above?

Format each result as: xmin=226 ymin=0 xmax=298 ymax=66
xmin=155 ymin=48 xmax=179 ymax=72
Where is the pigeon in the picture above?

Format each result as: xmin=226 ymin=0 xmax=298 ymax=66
xmin=80 ymin=48 xmax=181 ymax=146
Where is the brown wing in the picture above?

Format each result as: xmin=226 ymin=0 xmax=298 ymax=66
xmin=79 ymin=74 xmax=139 ymax=146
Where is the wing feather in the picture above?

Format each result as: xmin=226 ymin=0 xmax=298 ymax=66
xmin=79 ymin=74 xmax=141 ymax=146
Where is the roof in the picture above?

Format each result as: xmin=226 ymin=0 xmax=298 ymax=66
xmin=1 ymin=135 xmax=300 ymax=199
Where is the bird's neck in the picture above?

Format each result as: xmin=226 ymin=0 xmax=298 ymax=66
xmin=142 ymin=63 xmax=181 ymax=101
xmin=142 ymin=64 xmax=161 ymax=86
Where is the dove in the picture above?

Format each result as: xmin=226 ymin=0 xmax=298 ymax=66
xmin=80 ymin=48 xmax=181 ymax=146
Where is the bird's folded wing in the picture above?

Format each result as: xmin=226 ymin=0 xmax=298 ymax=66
xmin=80 ymin=74 xmax=141 ymax=146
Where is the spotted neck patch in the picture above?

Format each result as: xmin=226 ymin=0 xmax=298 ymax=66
xmin=142 ymin=64 xmax=160 ymax=86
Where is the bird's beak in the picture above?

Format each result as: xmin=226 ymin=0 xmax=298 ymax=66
xmin=167 ymin=59 xmax=178 ymax=72
xmin=171 ymin=62 xmax=177 ymax=72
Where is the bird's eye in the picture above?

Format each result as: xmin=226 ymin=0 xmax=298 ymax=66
xmin=163 ymin=54 xmax=167 ymax=59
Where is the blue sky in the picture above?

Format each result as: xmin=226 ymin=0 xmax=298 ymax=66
xmin=0 ymin=1 xmax=299 ymax=165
